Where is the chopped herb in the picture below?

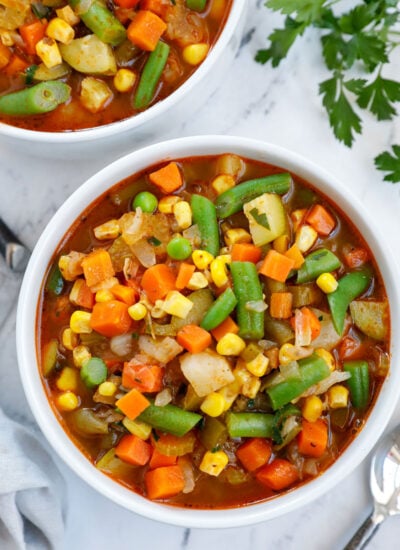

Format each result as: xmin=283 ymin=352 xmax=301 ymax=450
xmin=25 ymin=65 xmax=38 ymax=86
xmin=148 ymin=236 xmax=162 ymax=246
xmin=249 ymin=207 xmax=271 ymax=230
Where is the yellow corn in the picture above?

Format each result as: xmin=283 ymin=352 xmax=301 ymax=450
xmin=173 ymin=201 xmax=192 ymax=230
xmin=273 ymin=234 xmax=290 ymax=254
xmin=245 ymin=353 xmax=269 ymax=377
xmin=56 ymin=367 xmax=79 ymax=392
xmin=70 ymin=310 xmax=92 ymax=334
xmin=128 ymin=302 xmax=147 ymax=321
xmin=122 ymin=417 xmax=152 ymax=440
xmin=162 ymin=291 xmax=193 ymax=319
xmin=192 ymin=249 xmax=214 ymax=270
xmin=291 ymin=209 xmax=307 ymax=232
xmin=98 ymin=381 xmax=117 ymax=397
xmin=242 ymin=376 xmax=261 ymax=399
xmin=69 ymin=279 xmax=87 ymax=306
xmin=73 ymin=345 xmax=91 ymax=368
xmin=151 ymin=300 xmax=167 ymax=319
xmin=182 ymin=43 xmax=209 ymax=65
xmin=36 ymin=37 xmax=62 ymax=68
xmin=316 ymin=272 xmax=338 ymax=294
xmin=216 ymin=154 xmax=244 ymax=178
xmin=0 ymin=31 xmax=15 ymax=47
xmin=113 ymin=68 xmax=136 ymax=92
xmin=302 ymin=395 xmax=323 ymax=422
xmin=57 ymin=391 xmax=79 ymax=411
xmin=328 ymin=385 xmax=349 ymax=409
xmin=279 ymin=343 xmax=297 ymax=366
xmin=56 ymin=5 xmax=80 ymax=25
xmin=210 ymin=258 xmax=228 ymax=288
xmin=295 ymin=224 xmax=318 ymax=253
xmin=200 ymin=392 xmax=226 ymax=417
xmin=95 ymin=289 xmax=114 ymax=302
xmin=199 ymin=450 xmax=229 ymax=476
xmin=315 ymin=348 xmax=335 ymax=371
xmin=233 ymin=363 xmax=252 ymax=387
xmin=217 ymin=379 xmax=241 ymax=411
xmin=211 ymin=174 xmax=235 ymax=195
xmin=93 ymin=219 xmax=120 ymax=240
xmin=158 ymin=195 xmax=181 ymax=214
xmin=46 ymin=17 xmax=75 ymax=44
xmin=216 ymin=254 xmax=231 ymax=265
xmin=224 ymin=228 xmax=252 ymax=246
xmin=62 ymin=328 xmax=79 ymax=351
xmin=187 ymin=272 xmax=208 ymax=290
xmin=58 ymin=251 xmax=84 ymax=281
xmin=217 ymin=333 xmax=246 ymax=356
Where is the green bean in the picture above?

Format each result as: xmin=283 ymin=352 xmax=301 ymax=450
xmin=134 ymin=41 xmax=170 ymax=110
xmin=200 ymin=287 xmax=237 ymax=331
xmin=186 ymin=0 xmax=207 ymax=11
xmin=69 ymin=0 xmax=126 ymax=46
xmin=46 ymin=264 xmax=64 ymax=295
xmin=226 ymin=412 xmax=275 ymax=438
xmin=230 ymin=261 xmax=264 ymax=339
xmin=138 ymin=403 xmax=202 ymax=437
xmin=266 ymin=354 xmax=331 ymax=410
xmin=191 ymin=194 xmax=220 ymax=257
xmin=215 ymin=173 xmax=292 ymax=219
xmin=80 ymin=357 xmax=108 ymax=389
xmin=327 ymin=267 xmax=372 ymax=335
xmin=296 ymin=248 xmax=341 ymax=284
xmin=0 ymin=81 xmax=70 ymax=116
xmin=343 ymin=360 xmax=370 ymax=410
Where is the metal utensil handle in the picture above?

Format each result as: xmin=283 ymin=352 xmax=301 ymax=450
xmin=0 ymin=218 xmax=30 ymax=272
xmin=343 ymin=511 xmax=384 ymax=550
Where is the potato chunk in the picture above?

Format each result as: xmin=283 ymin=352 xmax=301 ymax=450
xmin=60 ymin=34 xmax=117 ymax=75
xmin=180 ymin=350 xmax=234 ymax=397
xmin=80 ymin=77 xmax=113 ymax=113
xmin=244 ymin=193 xmax=287 ymax=246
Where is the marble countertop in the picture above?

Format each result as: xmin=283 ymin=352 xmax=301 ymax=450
xmin=2 ymin=2 xmax=400 ymax=549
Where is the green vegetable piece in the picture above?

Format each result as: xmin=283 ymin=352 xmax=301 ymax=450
xmin=201 ymin=287 xmax=237 ymax=331
xmin=0 ymin=81 xmax=71 ymax=116
xmin=272 ymin=404 xmax=301 ymax=446
xmin=215 ymin=173 xmax=291 ymax=218
xmin=349 ymin=300 xmax=389 ymax=341
xmin=344 ymin=360 xmax=370 ymax=410
xmin=297 ymin=248 xmax=341 ymax=284
xmin=191 ymin=194 xmax=220 ymax=257
xmin=200 ymin=417 xmax=228 ymax=450
xmin=167 ymin=237 xmax=192 ymax=260
xmin=133 ymin=191 xmax=158 ymax=213
xmin=266 ymin=354 xmax=331 ymax=411
xmin=230 ymin=261 xmax=264 ymax=339
xmin=80 ymin=357 xmax=108 ymax=389
xmin=134 ymin=40 xmax=170 ymax=110
xmin=138 ymin=403 xmax=202 ymax=437
xmin=226 ymin=412 xmax=275 ymax=438
xmin=327 ymin=268 xmax=372 ymax=335
xmin=171 ymin=289 xmax=214 ymax=331
xmin=68 ymin=0 xmax=126 ymax=46
xmin=42 ymin=339 xmax=59 ymax=377
xmin=186 ymin=0 xmax=207 ymax=12
xmin=46 ymin=264 xmax=64 ymax=295
xmin=25 ymin=65 xmax=38 ymax=85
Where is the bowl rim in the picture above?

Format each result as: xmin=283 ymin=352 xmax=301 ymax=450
xmin=17 ymin=135 xmax=400 ymax=528
xmin=0 ymin=1 xmax=246 ymax=144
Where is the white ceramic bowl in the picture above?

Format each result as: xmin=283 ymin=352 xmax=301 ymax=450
xmin=0 ymin=3 xmax=246 ymax=158
xmin=17 ymin=136 xmax=400 ymax=528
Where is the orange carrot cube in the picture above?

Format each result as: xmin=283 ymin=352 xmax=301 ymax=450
xmin=127 ymin=10 xmax=167 ymax=51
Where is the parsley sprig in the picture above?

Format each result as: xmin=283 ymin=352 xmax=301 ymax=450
xmin=256 ymin=0 xmax=400 ymax=182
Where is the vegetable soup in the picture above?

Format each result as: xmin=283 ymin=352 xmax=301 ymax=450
xmin=38 ymin=153 xmax=390 ymax=508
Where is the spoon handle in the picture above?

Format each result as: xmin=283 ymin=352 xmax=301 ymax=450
xmin=343 ymin=511 xmax=384 ymax=550
xmin=0 ymin=217 xmax=30 ymax=273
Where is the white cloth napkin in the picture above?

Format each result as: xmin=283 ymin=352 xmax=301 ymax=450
xmin=0 ymin=408 xmax=65 ymax=550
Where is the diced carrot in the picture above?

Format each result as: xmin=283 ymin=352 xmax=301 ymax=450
xmin=297 ymin=419 xmax=328 ymax=458
xmin=111 ymin=284 xmax=137 ymax=306
xmin=69 ymin=279 xmax=94 ymax=309
xmin=236 ymin=438 xmax=272 ymax=472
xmin=175 ymin=262 xmax=196 ymax=290
xmin=81 ymin=249 xmax=115 ymax=288
xmin=211 ymin=316 xmax=239 ymax=341
xmin=90 ymin=300 xmax=132 ymax=337
xmin=231 ymin=243 xmax=262 ymax=263
xmin=338 ymin=335 xmax=362 ymax=360
xmin=291 ymin=306 xmax=321 ymax=346
xmin=19 ymin=19 xmax=47 ymax=55
xmin=343 ymin=246 xmax=369 ymax=269
xmin=105 ymin=359 xmax=123 ymax=373
xmin=115 ymin=434 xmax=152 ymax=465
xmin=259 ymin=250 xmax=295 ymax=282
xmin=0 ymin=43 xmax=12 ymax=70
xmin=176 ymin=324 xmax=212 ymax=354
xmin=3 ymin=54 xmax=30 ymax=76
xmin=256 ymin=458 xmax=299 ymax=491
xmin=141 ymin=264 xmax=176 ymax=302
xmin=116 ymin=388 xmax=150 ymax=419
xmin=151 ymin=432 xmax=196 ymax=456
xmin=306 ymin=204 xmax=336 ymax=236
xmin=284 ymin=244 xmax=305 ymax=269
xmin=145 ymin=465 xmax=185 ymax=500
xmin=148 ymin=162 xmax=183 ymax=194
xmin=127 ymin=10 xmax=167 ymax=51
xmin=122 ymin=363 xmax=164 ymax=393
xmin=301 ymin=307 xmax=321 ymax=340
xmin=270 ymin=292 xmax=293 ymax=319
xmin=149 ymin=448 xmax=177 ymax=469
xmin=140 ymin=0 xmax=170 ymax=18
xmin=115 ymin=0 xmax=140 ymax=7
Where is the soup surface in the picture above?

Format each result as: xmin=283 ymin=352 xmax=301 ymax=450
xmin=0 ymin=0 xmax=230 ymax=132
xmin=38 ymin=154 xmax=390 ymax=508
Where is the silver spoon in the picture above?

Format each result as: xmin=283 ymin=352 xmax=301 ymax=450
xmin=343 ymin=425 xmax=400 ymax=549
xmin=0 ymin=217 xmax=30 ymax=272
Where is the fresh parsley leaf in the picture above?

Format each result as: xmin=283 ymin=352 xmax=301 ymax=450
xmin=350 ymin=34 xmax=387 ymax=71
xmin=255 ymin=17 xmax=306 ymax=67
xmin=266 ymin=0 xmax=325 ymax=23
xmin=355 ymin=76 xmax=400 ymax=120
xmin=249 ymin=207 xmax=271 ymax=230
xmin=375 ymin=146 xmax=400 ymax=183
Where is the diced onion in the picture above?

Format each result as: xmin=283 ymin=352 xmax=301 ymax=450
xmin=300 ymin=370 xmax=351 ymax=399
xmin=74 ymin=0 xmax=95 ymax=15
xmin=110 ymin=334 xmax=133 ymax=357
xmin=131 ymin=238 xmax=156 ymax=268
xmin=180 ymin=458 xmax=195 ymax=494
xmin=245 ymin=300 xmax=268 ymax=313
xmin=154 ymin=388 xmax=172 ymax=407
xmin=280 ymin=361 xmax=300 ymax=380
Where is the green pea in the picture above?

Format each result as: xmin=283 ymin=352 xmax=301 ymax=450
xmin=80 ymin=357 xmax=108 ymax=389
xmin=167 ymin=237 xmax=192 ymax=260
xmin=133 ymin=191 xmax=158 ymax=213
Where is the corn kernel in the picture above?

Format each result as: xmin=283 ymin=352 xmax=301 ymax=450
xmin=36 ymin=37 xmax=62 ymax=68
xmin=273 ymin=234 xmax=290 ymax=254
xmin=1 ymin=31 xmax=15 ymax=47
xmin=46 ymin=17 xmax=75 ymax=44
xmin=56 ymin=367 xmax=79 ymax=392
xmin=328 ymin=385 xmax=349 ymax=409
xmin=279 ymin=343 xmax=297 ymax=366
xmin=113 ymin=68 xmax=136 ymax=93
xmin=173 ymin=201 xmax=192 ymax=230
xmin=224 ymin=228 xmax=252 ymax=246
xmin=192 ymin=249 xmax=214 ymax=270
xmin=245 ymin=353 xmax=269 ymax=377
xmin=211 ymin=174 xmax=235 ymax=195
xmin=69 ymin=279 xmax=89 ymax=306
xmin=58 ymin=251 xmax=84 ymax=281
xmin=98 ymin=381 xmax=117 ymax=397
xmin=295 ymin=224 xmax=318 ymax=253
xmin=57 ymin=391 xmax=79 ymax=411
xmin=210 ymin=258 xmax=228 ymax=288
xmin=158 ymin=195 xmax=181 ymax=214
xmin=302 ymin=395 xmax=323 ymax=422
xmin=187 ymin=271 xmax=208 ymax=290
xmin=217 ymin=333 xmax=246 ymax=356
xmin=199 ymin=450 xmax=229 ymax=476
xmin=216 ymin=254 xmax=231 ymax=265
xmin=162 ymin=291 xmax=193 ymax=319
xmin=95 ymin=289 xmax=114 ymax=302
xmin=122 ymin=417 xmax=152 ymax=440
xmin=70 ymin=310 xmax=92 ymax=334
xmin=200 ymin=392 xmax=226 ymax=417
xmin=62 ymin=328 xmax=79 ymax=351
xmin=151 ymin=300 xmax=168 ymax=319
xmin=316 ymin=272 xmax=338 ymax=294
xmin=315 ymin=348 xmax=335 ymax=371
xmin=56 ymin=5 xmax=80 ymax=25
xmin=233 ymin=363 xmax=252 ymax=386
xmin=217 ymin=379 xmax=241 ymax=411
xmin=73 ymin=345 xmax=91 ymax=368
xmin=242 ymin=376 xmax=261 ymax=399
xmin=93 ymin=219 xmax=120 ymax=240
xmin=291 ymin=209 xmax=307 ymax=232
xmin=128 ymin=302 xmax=147 ymax=321
xmin=182 ymin=43 xmax=209 ymax=65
